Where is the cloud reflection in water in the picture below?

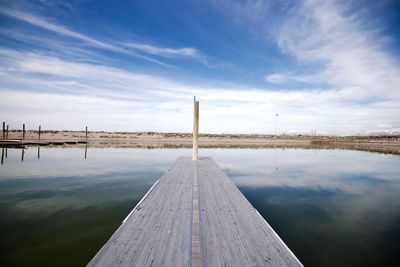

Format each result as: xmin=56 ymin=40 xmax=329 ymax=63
xmin=0 ymin=147 xmax=399 ymax=266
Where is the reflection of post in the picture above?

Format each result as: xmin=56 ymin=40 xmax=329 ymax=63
xmin=38 ymin=125 xmax=41 ymax=140
xmin=21 ymin=149 xmax=25 ymax=162
xmin=5 ymin=148 xmax=7 ymax=158
xmin=37 ymin=146 xmax=40 ymax=159
xmin=274 ymin=147 xmax=279 ymax=171
xmin=84 ymin=144 xmax=87 ymax=159
xmin=6 ymin=125 xmax=9 ymax=139
xmin=192 ymin=96 xmax=199 ymax=160
xmin=23 ymin=124 xmax=26 ymax=140
xmin=1 ymin=148 xmax=4 ymax=164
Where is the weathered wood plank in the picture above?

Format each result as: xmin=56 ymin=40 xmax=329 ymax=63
xmin=88 ymin=157 xmax=302 ymax=267
xmin=88 ymin=157 xmax=193 ymax=267
xmin=198 ymin=157 xmax=302 ymax=266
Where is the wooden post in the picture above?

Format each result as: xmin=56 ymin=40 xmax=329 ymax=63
xmin=22 ymin=124 xmax=25 ymax=140
xmin=2 ymin=122 xmax=5 ymax=140
xmin=6 ymin=125 xmax=9 ymax=140
xmin=38 ymin=125 xmax=41 ymax=140
xmin=192 ymin=96 xmax=199 ymax=160
xmin=85 ymin=126 xmax=88 ymax=142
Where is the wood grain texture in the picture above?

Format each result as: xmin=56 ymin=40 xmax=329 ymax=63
xmin=88 ymin=157 xmax=193 ymax=267
xmin=88 ymin=157 xmax=302 ymax=267
xmin=198 ymin=157 xmax=302 ymax=267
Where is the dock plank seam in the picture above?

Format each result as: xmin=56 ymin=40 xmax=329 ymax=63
xmin=191 ymin=160 xmax=201 ymax=267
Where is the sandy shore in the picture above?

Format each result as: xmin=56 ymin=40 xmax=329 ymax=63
xmin=2 ymin=130 xmax=399 ymax=155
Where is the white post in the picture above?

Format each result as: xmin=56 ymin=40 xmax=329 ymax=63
xmin=192 ymin=96 xmax=199 ymax=160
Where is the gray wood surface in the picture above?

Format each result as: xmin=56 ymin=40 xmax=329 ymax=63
xmin=88 ymin=157 xmax=302 ymax=267
xmin=198 ymin=158 xmax=302 ymax=267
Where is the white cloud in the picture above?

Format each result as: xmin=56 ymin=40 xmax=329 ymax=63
xmin=265 ymin=73 xmax=288 ymax=84
xmin=216 ymin=0 xmax=400 ymax=103
xmin=1 ymin=2 xmax=399 ymax=134
xmin=1 ymin=48 xmax=399 ymax=134
xmin=122 ymin=42 xmax=197 ymax=58
xmin=0 ymin=7 xmax=193 ymax=67
xmin=274 ymin=0 xmax=400 ymax=100
xmin=0 ymin=7 xmax=115 ymax=49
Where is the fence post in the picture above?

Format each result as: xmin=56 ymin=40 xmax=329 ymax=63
xmin=23 ymin=124 xmax=25 ymax=140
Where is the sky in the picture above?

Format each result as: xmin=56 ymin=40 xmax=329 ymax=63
xmin=0 ymin=0 xmax=399 ymax=135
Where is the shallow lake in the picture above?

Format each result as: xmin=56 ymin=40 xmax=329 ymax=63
xmin=0 ymin=147 xmax=399 ymax=266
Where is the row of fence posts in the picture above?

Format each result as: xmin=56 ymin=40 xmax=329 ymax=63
xmin=2 ymin=122 xmax=89 ymax=143
xmin=1 ymin=125 xmax=89 ymax=164
xmin=2 ymin=122 xmax=39 ymax=141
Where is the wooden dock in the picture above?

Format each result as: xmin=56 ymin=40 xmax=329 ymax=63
xmin=0 ymin=140 xmax=87 ymax=148
xmin=88 ymin=157 xmax=303 ymax=267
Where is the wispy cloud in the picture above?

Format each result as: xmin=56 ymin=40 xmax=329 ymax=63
xmin=0 ymin=1 xmax=399 ymax=134
xmin=265 ymin=73 xmax=288 ymax=84
xmin=0 ymin=7 xmax=194 ymax=67
xmin=215 ymin=0 xmax=400 ymax=100
xmin=274 ymin=0 xmax=400 ymax=100
xmin=0 ymin=7 xmax=112 ymax=49
xmin=1 ymin=48 xmax=399 ymax=134
xmin=122 ymin=42 xmax=197 ymax=58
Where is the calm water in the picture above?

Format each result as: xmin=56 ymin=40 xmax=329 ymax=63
xmin=0 ymin=147 xmax=399 ymax=266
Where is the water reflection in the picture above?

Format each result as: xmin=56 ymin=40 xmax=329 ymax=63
xmin=0 ymin=148 xmax=399 ymax=267
xmin=0 ymin=146 xmax=89 ymax=164
xmin=207 ymin=149 xmax=400 ymax=267
xmin=0 ymin=148 xmax=185 ymax=267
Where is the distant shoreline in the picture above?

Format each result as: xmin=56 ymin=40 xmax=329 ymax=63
xmin=2 ymin=130 xmax=399 ymax=155
xmin=5 ymin=129 xmax=400 ymax=139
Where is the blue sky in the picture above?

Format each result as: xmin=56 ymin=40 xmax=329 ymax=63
xmin=0 ymin=0 xmax=399 ymax=135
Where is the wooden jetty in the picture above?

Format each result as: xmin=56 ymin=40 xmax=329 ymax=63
xmin=88 ymin=157 xmax=302 ymax=266
xmin=1 ymin=123 xmax=89 ymax=148
xmin=0 ymin=140 xmax=87 ymax=148
xmin=88 ymin=97 xmax=302 ymax=266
